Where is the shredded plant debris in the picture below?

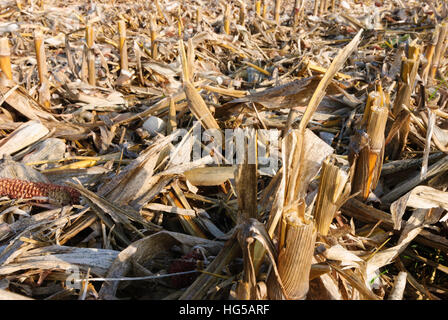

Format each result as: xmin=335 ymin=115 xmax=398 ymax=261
xmin=0 ymin=0 xmax=446 ymax=300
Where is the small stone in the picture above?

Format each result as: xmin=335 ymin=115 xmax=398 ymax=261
xmin=142 ymin=116 xmax=166 ymax=136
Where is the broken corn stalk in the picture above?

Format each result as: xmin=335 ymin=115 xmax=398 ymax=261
xmin=150 ymin=15 xmax=158 ymax=59
xmin=196 ymin=7 xmax=202 ymax=28
xmin=268 ymin=202 xmax=317 ymax=300
xmin=224 ymin=3 xmax=231 ymax=35
xmin=239 ymin=1 xmax=245 ymax=25
xmin=0 ymin=37 xmax=12 ymax=80
xmin=429 ymin=22 xmax=448 ymax=84
xmin=313 ymin=156 xmax=351 ymax=236
xmin=167 ymin=95 xmax=177 ymax=134
xmin=262 ymin=0 xmax=267 ymax=18
xmin=34 ymin=30 xmax=51 ymax=109
xmin=351 ymin=88 xmax=388 ymax=200
xmin=85 ymin=23 xmax=96 ymax=86
xmin=390 ymin=42 xmax=421 ymax=159
xmin=274 ymin=0 xmax=281 ymax=24
xmin=364 ymin=105 xmax=388 ymax=198
xmin=255 ymin=0 xmax=261 ymax=16
xmin=118 ymin=20 xmax=128 ymax=72
xmin=313 ymin=0 xmax=320 ymax=16
xmin=361 ymin=91 xmax=378 ymax=127
xmin=421 ymin=26 xmax=438 ymax=83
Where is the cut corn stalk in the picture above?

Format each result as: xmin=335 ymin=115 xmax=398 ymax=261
xmin=261 ymin=0 xmax=267 ymax=18
xmin=85 ymin=23 xmax=96 ymax=86
xmin=34 ymin=31 xmax=47 ymax=85
xmin=177 ymin=8 xmax=183 ymax=37
xmin=154 ymin=0 xmax=164 ymax=22
xmin=266 ymin=129 xmax=329 ymax=300
xmin=268 ymin=202 xmax=317 ymax=299
xmin=390 ymin=42 xmax=421 ymax=159
xmin=118 ymin=20 xmax=128 ymax=72
xmin=150 ymin=15 xmax=158 ymax=60
xmin=392 ymin=42 xmax=421 ymax=116
xmin=167 ymin=95 xmax=177 ymax=134
xmin=421 ymin=29 xmax=437 ymax=83
xmin=224 ymin=3 xmax=231 ymax=35
xmin=350 ymin=95 xmax=388 ymax=200
xmin=313 ymin=156 xmax=351 ymax=236
xmin=255 ymin=0 xmax=261 ymax=16
xmin=239 ymin=1 xmax=245 ymax=25
xmin=179 ymin=39 xmax=190 ymax=83
xmin=313 ymin=0 xmax=320 ymax=16
xmin=291 ymin=0 xmax=300 ymax=25
xmin=33 ymin=30 xmax=51 ymax=109
xmin=429 ymin=22 xmax=448 ymax=84
xmin=274 ymin=0 xmax=281 ymax=24
xmin=187 ymin=38 xmax=195 ymax=82
xmin=0 ymin=37 xmax=12 ymax=80
xmin=234 ymin=130 xmax=258 ymax=299
xmin=319 ymin=0 xmax=327 ymax=15
xmin=196 ymin=7 xmax=202 ymax=28
xmin=361 ymin=91 xmax=379 ymax=127
xmin=235 ymin=129 xmax=258 ymax=222
xmin=234 ymin=132 xmax=285 ymax=299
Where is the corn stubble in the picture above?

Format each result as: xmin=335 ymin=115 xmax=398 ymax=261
xmin=0 ymin=37 xmax=12 ymax=80
xmin=1 ymin=0 xmax=446 ymax=302
xmin=313 ymin=157 xmax=351 ymax=236
xmin=264 ymin=31 xmax=362 ymax=300
xmin=33 ymin=30 xmax=51 ymax=109
xmin=350 ymin=85 xmax=389 ymax=200
xmin=267 ymin=203 xmax=316 ymax=299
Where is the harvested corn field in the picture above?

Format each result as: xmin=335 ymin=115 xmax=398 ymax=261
xmin=0 ymin=0 xmax=447 ymax=301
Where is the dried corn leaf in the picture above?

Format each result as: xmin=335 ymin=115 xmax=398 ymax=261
xmin=184 ymin=166 xmax=235 ymax=186
xmin=391 ymin=185 xmax=448 ymax=230
xmin=0 ymin=120 xmax=49 ymax=158
xmin=0 ymin=245 xmax=119 ymax=277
